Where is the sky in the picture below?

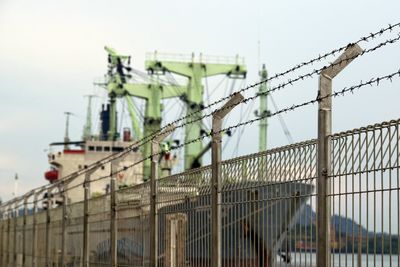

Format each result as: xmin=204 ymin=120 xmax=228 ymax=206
xmin=1 ymin=0 xmax=400 ymax=231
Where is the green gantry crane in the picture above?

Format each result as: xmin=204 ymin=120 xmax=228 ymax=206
xmin=145 ymin=52 xmax=246 ymax=170
xmin=105 ymin=47 xmax=186 ymax=180
xmin=104 ymin=47 xmax=247 ymax=179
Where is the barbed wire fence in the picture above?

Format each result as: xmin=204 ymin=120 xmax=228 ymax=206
xmin=1 ymin=21 xmax=398 ymax=203
xmin=0 ymin=22 xmax=399 ymax=267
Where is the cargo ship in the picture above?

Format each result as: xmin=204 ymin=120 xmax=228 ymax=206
xmin=43 ymin=47 xmax=313 ymax=266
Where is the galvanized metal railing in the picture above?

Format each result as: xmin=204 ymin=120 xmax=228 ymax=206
xmin=1 ymin=118 xmax=400 ymax=266
xmin=329 ymin=120 xmax=400 ymax=267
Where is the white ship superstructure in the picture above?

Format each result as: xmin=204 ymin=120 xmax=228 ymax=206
xmin=46 ymin=140 xmax=142 ymax=203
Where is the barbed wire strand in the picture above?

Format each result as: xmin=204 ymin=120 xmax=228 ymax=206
xmin=59 ymin=27 xmax=400 ymax=181
xmin=99 ymin=23 xmax=400 ymax=158
xmin=1 ymin=23 xmax=400 ymax=208
xmin=71 ymin=68 xmax=400 ymax=188
xmin=2 ymin=69 xmax=400 ymax=210
xmin=134 ymin=33 xmax=400 ymax=149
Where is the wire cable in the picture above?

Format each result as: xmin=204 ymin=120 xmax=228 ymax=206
xmin=2 ymin=23 xmax=400 ymax=207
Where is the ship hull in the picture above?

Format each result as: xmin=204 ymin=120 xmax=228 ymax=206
xmin=90 ymin=181 xmax=313 ymax=266
xmin=157 ymin=181 xmax=314 ymax=267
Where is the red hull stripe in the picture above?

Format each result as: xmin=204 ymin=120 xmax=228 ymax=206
xmin=63 ymin=149 xmax=85 ymax=154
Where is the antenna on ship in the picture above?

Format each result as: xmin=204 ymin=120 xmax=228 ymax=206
xmin=83 ymin=95 xmax=96 ymax=141
xmin=64 ymin=112 xmax=73 ymax=150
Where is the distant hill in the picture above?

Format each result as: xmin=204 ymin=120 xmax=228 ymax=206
xmin=296 ymin=204 xmax=316 ymax=226
xmin=296 ymin=204 xmax=371 ymax=237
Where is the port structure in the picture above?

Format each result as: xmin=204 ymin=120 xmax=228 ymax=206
xmin=105 ymin=47 xmax=246 ymax=178
xmin=145 ymin=51 xmax=247 ymax=170
xmin=105 ymin=47 xmax=187 ymax=180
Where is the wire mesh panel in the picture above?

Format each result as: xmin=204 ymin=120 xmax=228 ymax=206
xmin=117 ymin=182 xmax=150 ymax=267
xmin=24 ymin=214 xmax=34 ymax=267
xmin=156 ymin=166 xmax=211 ymax=267
xmin=155 ymin=140 xmax=317 ymax=267
xmin=65 ymin=201 xmax=84 ymax=266
xmin=35 ymin=211 xmax=47 ymax=267
xmin=1 ymin=220 xmax=6 ymax=266
xmin=0 ymin=219 xmax=6 ymax=267
xmin=220 ymin=141 xmax=317 ymax=267
xmin=0 ymin=220 xmax=4 ymax=266
xmin=329 ymin=120 xmax=400 ymax=266
xmin=8 ymin=216 xmax=15 ymax=267
xmin=15 ymin=216 xmax=24 ymax=266
xmin=48 ymin=207 xmax=62 ymax=266
xmin=88 ymin=193 xmax=111 ymax=266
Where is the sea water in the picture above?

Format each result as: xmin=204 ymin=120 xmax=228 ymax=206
xmin=276 ymin=252 xmax=399 ymax=266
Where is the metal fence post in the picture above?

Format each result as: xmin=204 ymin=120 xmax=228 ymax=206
xmin=59 ymin=176 xmax=78 ymax=267
xmin=60 ymin=185 xmax=67 ymax=267
xmin=22 ymin=191 xmax=33 ymax=267
xmin=13 ymin=200 xmax=19 ymax=267
xmin=83 ymin=166 xmax=100 ymax=267
xmin=83 ymin=172 xmax=90 ymax=267
xmin=45 ymin=187 xmax=53 ymax=267
xmin=211 ymin=93 xmax=244 ymax=267
xmin=110 ymin=158 xmax=120 ymax=267
xmin=6 ymin=206 xmax=11 ymax=267
xmin=317 ymin=44 xmax=363 ymax=267
xmin=1 ymin=209 xmax=3 ymax=266
xmin=22 ymin=196 xmax=27 ymax=267
xmin=150 ymin=124 xmax=176 ymax=267
xmin=0 ymin=213 xmax=3 ymax=267
xmin=32 ymin=192 xmax=38 ymax=267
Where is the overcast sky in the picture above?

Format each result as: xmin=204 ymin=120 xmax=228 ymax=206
xmin=1 ymin=0 xmax=400 ymax=230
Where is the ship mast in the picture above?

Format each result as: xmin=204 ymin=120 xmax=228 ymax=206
xmin=104 ymin=46 xmax=131 ymax=141
xmin=82 ymin=95 xmax=95 ymax=141
xmin=256 ymin=64 xmax=269 ymax=151
xmin=64 ymin=111 xmax=73 ymax=150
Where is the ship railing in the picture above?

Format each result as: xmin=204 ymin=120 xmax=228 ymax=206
xmin=145 ymin=51 xmax=245 ymax=65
